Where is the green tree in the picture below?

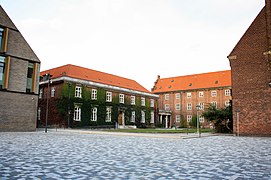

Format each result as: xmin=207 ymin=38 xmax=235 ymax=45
xmin=202 ymin=101 xmax=233 ymax=133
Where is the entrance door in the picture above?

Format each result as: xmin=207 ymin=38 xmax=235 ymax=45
xmin=118 ymin=112 xmax=123 ymax=125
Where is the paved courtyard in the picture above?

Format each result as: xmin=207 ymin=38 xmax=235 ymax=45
xmin=0 ymin=130 xmax=271 ymax=180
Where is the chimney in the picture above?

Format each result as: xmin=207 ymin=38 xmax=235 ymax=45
xmin=266 ymin=0 xmax=271 ymax=49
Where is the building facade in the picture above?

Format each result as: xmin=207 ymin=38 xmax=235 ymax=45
xmin=152 ymin=71 xmax=231 ymax=128
xmin=228 ymin=0 xmax=271 ymax=136
xmin=38 ymin=64 xmax=158 ymax=128
xmin=0 ymin=6 xmax=40 ymax=131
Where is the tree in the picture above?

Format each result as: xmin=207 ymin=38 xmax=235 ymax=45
xmin=202 ymin=101 xmax=233 ymax=133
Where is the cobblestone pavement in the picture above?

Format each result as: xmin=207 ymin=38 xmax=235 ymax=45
xmin=0 ymin=130 xmax=271 ymax=180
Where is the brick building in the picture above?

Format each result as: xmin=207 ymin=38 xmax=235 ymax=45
xmin=0 ymin=6 xmax=40 ymax=131
xmin=152 ymin=70 xmax=231 ymax=128
xmin=38 ymin=64 xmax=158 ymax=128
xmin=228 ymin=0 xmax=271 ymax=136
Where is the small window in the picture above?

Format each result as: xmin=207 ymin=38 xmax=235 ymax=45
xmin=165 ymin=94 xmax=169 ymax=100
xmin=0 ymin=56 xmax=5 ymax=89
xmin=141 ymin=97 xmax=145 ymax=106
xmin=26 ymin=62 xmax=34 ymax=92
xmin=225 ymin=89 xmax=231 ymax=96
xmin=176 ymin=115 xmax=181 ymax=122
xmin=187 ymin=103 xmax=192 ymax=110
xmin=75 ymin=86 xmax=82 ymax=98
xmin=0 ymin=28 xmax=3 ymax=50
xmin=165 ymin=104 xmax=170 ymax=111
xmin=211 ymin=101 xmax=217 ymax=108
xmin=106 ymin=91 xmax=112 ymax=102
xmin=225 ymin=100 xmax=230 ymax=107
xmin=141 ymin=111 xmax=145 ymax=123
xmin=175 ymin=103 xmax=180 ymax=110
xmin=119 ymin=94 xmax=124 ymax=104
xmin=91 ymin=107 xmax=97 ymax=121
xmin=176 ymin=93 xmax=180 ymax=100
xmin=131 ymin=96 xmax=135 ymax=105
xmin=187 ymin=115 xmax=192 ymax=122
xmin=150 ymin=111 xmax=154 ymax=124
xmin=91 ymin=89 xmax=97 ymax=100
xmin=51 ymin=87 xmax=56 ymax=97
xmin=37 ymin=107 xmax=41 ymax=121
xmin=199 ymin=91 xmax=204 ymax=97
xmin=199 ymin=102 xmax=204 ymax=110
xmin=39 ymin=88 xmax=43 ymax=99
xmin=74 ymin=105 xmax=81 ymax=121
xmin=211 ymin=90 xmax=217 ymax=97
xmin=105 ymin=107 xmax=112 ymax=122
xmin=199 ymin=116 xmax=204 ymax=123
xmin=187 ymin=92 xmax=192 ymax=98
xmin=150 ymin=99 xmax=154 ymax=107
xmin=131 ymin=111 xmax=135 ymax=122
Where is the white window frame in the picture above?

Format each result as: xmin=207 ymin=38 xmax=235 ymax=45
xmin=131 ymin=111 xmax=135 ymax=122
xmin=51 ymin=86 xmax=56 ymax=97
xmin=141 ymin=111 xmax=145 ymax=123
xmin=37 ymin=107 xmax=41 ymax=121
xmin=39 ymin=88 xmax=43 ymax=99
xmin=176 ymin=115 xmax=181 ymax=122
xmin=175 ymin=93 xmax=180 ymax=100
xmin=75 ymin=86 xmax=82 ymax=98
xmin=165 ymin=104 xmax=170 ymax=111
xmin=91 ymin=107 xmax=97 ymax=121
xmin=199 ymin=102 xmax=204 ymax=110
xmin=105 ymin=107 xmax=112 ymax=122
xmin=150 ymin=111 xmax=154 ymax=124
xmin=211 ymin=90 xmax=217 ymax=97
xmin=119 ymin=94 xmax=124 ymax=104
xmin=187 ymin=115 xmax=192 ymax=122
xmin=91 ymin=89 xmax=97 ymax=100
xmin=141 ymin=97 xmax=145 ymax=106
xmin=150 ymin=99 xmax=154 ymax=107
xmin=106 ymin=91 xmax=112 ymax=102
xmin=175 ymin=103 xmax=181 ymax=110
xmin=131 ymin=96 xmax=135 ymax=105
xmin=74 ymin=105 xmax=81 ymax=121
xmin=187 ymin=103 xmax=192 ymax=110
xmin=199 ymin=91 xmax=204 ymax=98
xmin=199 ymin=116 xmax=204 ymax=123
xmin=225 ymin=100 xmax=230 ymax=107
xmin=225 ymin=89 xmax=231 ymax=96
xmin=211 ymin=101 xmax=217 ymax=108
xmin=187 ymin=92 xmax=192 ymax=98
xmin=165 ymin=94 xmax=169 ymax=100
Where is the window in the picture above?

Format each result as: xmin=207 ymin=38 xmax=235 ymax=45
xmin=131 ymin=111 xmax=135 ymax=122
xmin=119 ymin=94 xmax=124 ymax=104
xmin=91 ymin=89 xmax=97 ymax=100
xmin=225 ymin=100 xmax=230 ymax=107
xmin=199 ymin=91 xmax=204 ymax=97
xmin=105 ymin=107 xmax=112 ymax=122
xmin=176 ymin=93 xmax=180 ymax=100
xmin=51 ymin=87 xmax=56 ymax=97
xmin=165 ymin=104 xmax=170 ymax=111
xmin=141 ymin=111 xmax=145 ymax=123
xmin=199 ymin=116 xmax=204 ymax=123
xmin=37 ymin=107 xmax=41 ymax=121
xmin=199 ymin=102 xmax=204 ymax=110
xmin=141 ymin=97 xmax=145 ymax=106
xmin=176 ymin=115 xmax=181 ymax=122
xmin=175 ymin=103 xmax=180 ymax=110
xmin=131 ymin=96 xmax=135 ymax=105
xmin=150 ymin=99 xmax=154 ymax=107
xmin=150 ymin=111 xmax=154 ymax=123
xmin=0 ymin=28 xmax=3 ymax=50
xmin=187 ymin=115 xmax=192 ymax=122
xmin=91 ymin=107 xmax=97 ymax=121
xmin=0 ymin=56 xmax=5 ymax=89
xmin=39 ymin=88 xmax=43 ymax=99
xmin=165 ymin=94 xmax=169 ymax=100
xmin=74 ymin=105 xmax=81 ymax=121
xmin=211 ymin=90 xmax=217 ymax=97
xmin=211 ymin=101 xmax=217 ymax=108
xmin=225 ymin=89 xmax=231 ymax=96
xmin=26 ymin=62 xmax=34 ymax=92
xmin=187 ymin=92 xmax=192 ymax=98
xmin=75 ymin=86 xmax=82 ymax=98
xmin=187 ymin=103 xmax=192 ymax=110
xmin=106 ymin=91 xmax=112 ymax=102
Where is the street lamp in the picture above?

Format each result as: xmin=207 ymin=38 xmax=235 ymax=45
xmin=44 ymin=73 xmax=52 ymax=133
xmin=196 ymin=105 xmax=201 ymax=137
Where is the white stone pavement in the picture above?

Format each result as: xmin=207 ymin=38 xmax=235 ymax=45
xmin=0 ymin=129 xmax=271 ymax=179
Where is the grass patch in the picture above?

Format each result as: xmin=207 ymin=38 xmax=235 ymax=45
xmin=103 ymin=128 xmax=215 ymax=134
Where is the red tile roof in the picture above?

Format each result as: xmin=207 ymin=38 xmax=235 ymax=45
xmin=152 ymin=70 xmax=231 ymax=93
xmin=40 ymin=64 xmax=150 ymax=93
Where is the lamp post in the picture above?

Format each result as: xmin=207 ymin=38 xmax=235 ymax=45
xmin=44 ymin=73 xmax=52 ymax=133
xmin=196 ymin=105 xmax=201 ymax=137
